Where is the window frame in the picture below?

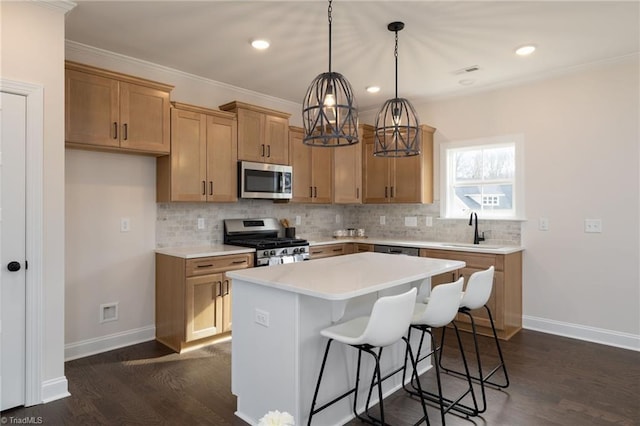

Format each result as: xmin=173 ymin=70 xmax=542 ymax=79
xmin=440 ymin=134 xmax=525 ymax=220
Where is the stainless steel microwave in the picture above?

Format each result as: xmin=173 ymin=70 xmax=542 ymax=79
xmin=239 ymin=161 xmax=292 ymax=199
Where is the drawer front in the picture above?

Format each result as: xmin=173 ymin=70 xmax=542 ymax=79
xmin=420 ymin=249 xmax=503 ymax=271
xmin=186 ymin=253 xmax=253 ymax=277
xmin=310 ymin=244 xmax=346 ymax=259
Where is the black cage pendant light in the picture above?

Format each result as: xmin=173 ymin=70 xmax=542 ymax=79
xmin=374 ymin=21 xmax=420 ymax=157
xmin=302 ymin=0 xmax=358 ymax=147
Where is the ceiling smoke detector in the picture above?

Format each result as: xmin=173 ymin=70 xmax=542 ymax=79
xmin=453 ymin=65 xmax=480 ymax=75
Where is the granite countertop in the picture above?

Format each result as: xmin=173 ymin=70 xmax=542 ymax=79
xmin=226 ymin=251 xmax=464 ymax=300
xmin=307 ymin=237 xmax=524 ymax=255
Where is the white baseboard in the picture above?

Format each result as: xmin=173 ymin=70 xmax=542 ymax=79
xmin=41 ymin=376 xmax=70 ymax=404
xmin=64 ymin=325 xmax=156 ymax=361
xmin=523 ymin=315 xmax=640 ymax=351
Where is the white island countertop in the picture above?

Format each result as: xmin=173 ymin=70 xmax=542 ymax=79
xmin=227 ymin=251 xmax=464 ymax=301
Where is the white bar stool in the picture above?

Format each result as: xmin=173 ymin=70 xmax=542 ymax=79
xmin=439 ymin=266 xmax=510 ymax=414
xmin=402 ymin=277 xmax=478 ymax=424
xmin=307 ymin=287 xmax=430 ymax=425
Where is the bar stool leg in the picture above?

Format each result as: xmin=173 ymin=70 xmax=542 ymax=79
xmin=308 ymin=339 xmax=334 ymax=426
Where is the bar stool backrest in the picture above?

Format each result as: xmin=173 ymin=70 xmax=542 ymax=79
xmin=413 ymin=277 xmax=464 ymax=328
xmin=460 ymin=266 xmax=495 ymax=310
xmin=360 ymin=287 xmax=417 ymax=347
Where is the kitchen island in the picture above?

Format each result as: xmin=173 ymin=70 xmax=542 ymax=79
xmin=227 ymin=252 xmax=465 ymax=425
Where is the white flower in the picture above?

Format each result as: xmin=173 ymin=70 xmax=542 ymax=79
xmin=257 ymin=410 xmax=295 ymax=426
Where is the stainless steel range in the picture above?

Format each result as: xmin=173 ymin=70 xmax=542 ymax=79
xmin=223 ymin=218 xmax=309 ymax=266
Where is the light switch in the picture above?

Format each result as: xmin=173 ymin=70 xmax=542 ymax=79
xmin=380 ymin=216 xmax=386 ymax=225
xmin=425 ymin=216 xmax=433 ymax=227
xmin=120 ymin=217 xmax=130 ymax=232
xmin=197 ymin=218 xmax=205 ymax=230
xmin=295 ymin=215 xmax=301 ymax=225
xmin=538 ymin=217 xmax=549 ymax=231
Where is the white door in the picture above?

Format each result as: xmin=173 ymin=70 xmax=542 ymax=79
xmin=0 ymin=91 xmax=27 ymax=410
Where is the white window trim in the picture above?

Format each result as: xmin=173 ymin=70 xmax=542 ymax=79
xmin=440 ymin=133 xmax=526 ymax=220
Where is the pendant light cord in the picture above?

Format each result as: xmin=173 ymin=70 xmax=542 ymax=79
xmin=328 ymin=0 xmax=333 ymax=73
xmin=394 ymin=29 xmax=399 ymax=99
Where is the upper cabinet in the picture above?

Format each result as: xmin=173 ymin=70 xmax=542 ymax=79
xmin=363 ymin=125 xmax=435 ymax=204
xmin=332 ymin=124 xmax=371 ymax=204
xmin=289 ymin=126 xmax=332 ymax=203
xmin=219 ymin=101 xmax=290 ymax=165
xmin=65 ymin=61 xmax=173 ymax=156
xmin=157 ymin=102 xmax=237 ymax=203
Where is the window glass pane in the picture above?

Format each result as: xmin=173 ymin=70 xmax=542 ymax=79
xmin=483 ymin=146 xmax=514 ymax=180
xmin=452 ymin=184 xmax=513 ymax=215
xmin=455 ymin=150 xmax=482 ymax=181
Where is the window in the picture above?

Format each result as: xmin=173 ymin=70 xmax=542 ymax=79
xmin=441 ymin=134 xmax=524 ymax=220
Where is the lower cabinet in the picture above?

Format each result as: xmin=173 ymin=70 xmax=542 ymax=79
xmin=309 ymin=243 xmax=354 ymax=259
xmin=420 ymin=249 xmax=522 ymax=340
xmin=156 ymin=252 xmax=253 ymax=352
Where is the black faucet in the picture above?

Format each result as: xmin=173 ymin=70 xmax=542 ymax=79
xmin=469 ymin=212 xmax=485 ymax=244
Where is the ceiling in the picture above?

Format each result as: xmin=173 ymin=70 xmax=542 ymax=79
xmin=65 ymin=1 xmax=639 ymax=111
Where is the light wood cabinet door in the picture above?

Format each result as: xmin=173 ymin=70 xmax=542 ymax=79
xmin=206 ymin=113 xmax=238 ymax=202
xmin=65 ymin=62 xmax=172 ymax=155
xmin=363 ymin=139 xmax=391 ymax=203
xmin=65 ymin=69 xmax=120 ymax=148
xmin=119 ymin=82 xmax=171 ymax=153
xmin=290 ymin=126 xmax=332 ymax=203
xmin=290 ymin=127 xmax=313 ymax=202
xmin=391 ymin=155 xmax=422 ymax=202
xmin=310 ymin=243 xmax=348 ymax=259
xmin=236 ymin=108 xmax=264 ymax=162
xmin=312 ymin=147 xmax=333 ymax=203
xmin=168 ymin=108 xmax=207 ymax=202
xmin=265 ymin=115 xmax=289 ymax=164
xmin=185 ymin=273 xmax=222 ymax=342
xmin=333 ymin=125 xmax=373 ymax=204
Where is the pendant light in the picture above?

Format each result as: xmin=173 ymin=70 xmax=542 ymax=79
xmin=374 ymin=21 xmax=420 ymax=157
xmin=302 ymin=0 xmax=359 ymax=147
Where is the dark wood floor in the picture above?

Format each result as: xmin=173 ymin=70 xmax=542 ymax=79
xmin=2 ymin=329 xmax=638 ymax=425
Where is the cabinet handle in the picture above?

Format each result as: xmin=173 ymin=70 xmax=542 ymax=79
xmin=332 ymin=248 xmax=342 ymax=252
xmin=356 ymin=187 xmax=360 ymax=199
xmin=261 ymin=144 xmax=265 ymax=157
xmin=217 ymin=281 xmax=223 ymax=297
xmin=267 ymin=145 xmax=271 ymax=158
xmin=113 ymin=122 xmax=118 ymax=139
xmin=309 ymin=186 xmax=313 ymax=198
xmin=390 ymin=186 xmax=394 ymax=198
xmin=209 ymin=181 xmax=213 ymax=196
xmin=223 ymin=280 xmax=230 ymax=296
xmin=314 ymin=186 xmax=318 ymax=198
xmin=385 ymin=187 xmax=388 ymax=198
xmin=123 ymin=123 xmax=128 ymax=141
xmin=202 ymin=180 xmax=206 ymax=196
xmin=311 ymin=250 xmax=322 ymax=255
xmin=231 ymin=260 xmax=247 ymax=264
xmin=197 ymin=264 xmax=214 ymax=268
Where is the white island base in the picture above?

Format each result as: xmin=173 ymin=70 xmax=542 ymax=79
xmin=228 ymin=252 xmax=465 ymax=425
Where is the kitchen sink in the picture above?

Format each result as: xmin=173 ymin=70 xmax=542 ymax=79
xmin=434 ymin=242 xmax=506 ymax=250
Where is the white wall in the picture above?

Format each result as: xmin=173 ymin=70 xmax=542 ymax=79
xmin=411 ymin=57 xmax=639 ymax=347
xmin=65 ymin=150 xmax=157 ymax=359
xmin=1 ymin=0 xmax=71 ymax=401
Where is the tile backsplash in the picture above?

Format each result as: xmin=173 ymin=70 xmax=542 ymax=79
xmin=157 ymin=200 xmax=521 ymax=248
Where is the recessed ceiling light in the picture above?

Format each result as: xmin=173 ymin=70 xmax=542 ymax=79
xmin=251 ymin=39 xmax=270 ymax=50
xmin=515 ymin=45 xmax=536 ymax=56
xmin=366 ymin=86 xmax=380 ymax=93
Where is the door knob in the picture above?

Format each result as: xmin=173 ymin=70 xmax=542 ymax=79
xmin=7 ymin=261 xmax=21 ymax=272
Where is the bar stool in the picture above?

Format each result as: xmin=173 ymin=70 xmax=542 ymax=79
xmin=307 ymin=287 xmax=429 ymax=426
xmin=439 ymin=266 xmax=510 ymax=414
xmin=402 ymin=277 xmax=478 ymax=424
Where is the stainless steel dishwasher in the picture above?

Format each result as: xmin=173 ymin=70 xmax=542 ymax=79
xmin=373 ymin=244 xmax=420 ymax=256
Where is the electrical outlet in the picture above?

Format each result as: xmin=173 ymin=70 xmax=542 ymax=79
xmin=255 ymin=309 xmax=269 ymax=327
xmin=405 ymin=216 xmax=418 ymax=227
xmin=584 ymin=219 xmax=602 ymax=233
xmin=295 ymin=215 xmax=301 ymax=225
xmin=538 ymin=217 xmax=549 ymax=231
xmin=380 ymin=216 xmax=386 ymax=225
xmin=425 ymin=216 xmax=433 ymax=227
xmin=120 ymin=217 xmax=130 ymax=232
xmin=335 ymin=214 xmax=341 ymax=224
xmin=197 ymin=218 xmax=205 ymax=230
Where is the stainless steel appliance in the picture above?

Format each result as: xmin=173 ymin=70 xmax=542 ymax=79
xmin=239 ymin=161 xmax=292 ymax=200
xmin=373 ymin=244 xmax=420 ymax=256
xmin=224 ymin=218 xmax=309 ymax=266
